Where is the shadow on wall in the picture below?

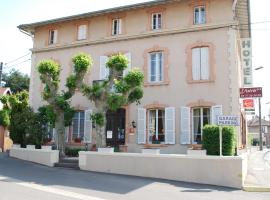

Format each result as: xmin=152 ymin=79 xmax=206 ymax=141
xmin=0 ymin=153 xmax=239 ymax=195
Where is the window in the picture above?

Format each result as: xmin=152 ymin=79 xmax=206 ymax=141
xmin=152 ymin=13 xmax=162 ymax=30
xmin=192 ymin=47 xmax=209 ymax=81
xmin=194 ymin=6 xmax=206 ymax=25
xmin=148 ymin=109 xmax=165 ymax=144
xmin=192 ymin=107 xmax=210 ymax=144
xmin=112 ymin=18 xmax=122 ymax=35
xmin=72 ymin=111 xmax=85 ymax=140
xmin=49 ymin=29 xmax=57 ymax=44
xmin=77 ymin=24 xmax=87 ymax=40
xmin=149 ymin=52 xmax=163 ymax=82
xmin=194 ymin=6 xmax=206 ymax=24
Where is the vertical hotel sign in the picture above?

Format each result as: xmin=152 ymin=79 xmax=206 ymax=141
xmin=241 ymin=38 xmax=253 ymax=87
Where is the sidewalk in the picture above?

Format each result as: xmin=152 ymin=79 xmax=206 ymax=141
xmin=244 ymin=147 xmax=270 ymax=192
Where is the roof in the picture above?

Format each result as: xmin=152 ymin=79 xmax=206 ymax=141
xmin=247 ymin=116 xmax=270 ymax=127
xmin=18 ymin=0 xmax=173 ymax=34
xmin=0 ymin=88 xmax=11 ymax=96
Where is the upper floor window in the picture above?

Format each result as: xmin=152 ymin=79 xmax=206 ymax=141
xmin=77 ymin=24 xmax=87 ymax=40
xmin=194 ymin=6 xmax=206 ymax=25
xmin=149 ymin=52 xmax=163 ymax=83
xmin=192 ymin=47 xmax=209 ymax=81
xmin=49 ymin=29 xmax=58 ymax=44
xmin=152 ymin=13 xmax=162 ymax=30
xmin=112 ymin=18 xmax=122 ymax=35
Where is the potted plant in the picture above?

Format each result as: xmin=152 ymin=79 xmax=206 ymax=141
xmin=74 ymin=137 xmax=82 ymax=143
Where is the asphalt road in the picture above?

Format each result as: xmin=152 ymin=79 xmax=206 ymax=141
xmin=0 ymin=153 xmax=269 ymax=200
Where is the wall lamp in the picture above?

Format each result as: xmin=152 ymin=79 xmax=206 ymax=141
xmin=131 ymin=120 xmax=136 ymax=128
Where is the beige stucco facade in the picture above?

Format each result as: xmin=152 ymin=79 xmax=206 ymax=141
xmin=20 ymin=0 xmax=250 ymax=154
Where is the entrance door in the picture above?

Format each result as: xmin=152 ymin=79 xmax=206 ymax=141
xmin=106 ymin=108 xmax=126 ymax=149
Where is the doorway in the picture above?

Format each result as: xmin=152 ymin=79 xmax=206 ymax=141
xmin=106 ymin=108 xmax=126 ymax=149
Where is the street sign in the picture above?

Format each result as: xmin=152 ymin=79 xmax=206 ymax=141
xmin=243 ymin=99 xmax=254 ymax=108
xmin=217 ymin=115 xmax=240 ymax=126
xmin=240 ymin=87 xmax=262 ymax=98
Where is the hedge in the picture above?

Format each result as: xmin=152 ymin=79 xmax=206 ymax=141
xmin=65 ymin=147 xmax=84 ymax=157
xmin=202 ymin=125 xmax=235 ymax=156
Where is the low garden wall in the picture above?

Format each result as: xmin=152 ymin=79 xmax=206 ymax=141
xmin=79 ymin=152 xmax=248 ymax=189
xmin=10 ymin=146 xmax=59 ymax=167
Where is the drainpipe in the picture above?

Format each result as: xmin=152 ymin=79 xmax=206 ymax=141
xmin=232 ymin=0 xmax=238 ymax=19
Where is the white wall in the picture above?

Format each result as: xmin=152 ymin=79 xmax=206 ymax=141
xmin=10 ymin=147 xmax=59 ymax=167
xmin=79 ymin=152 xmax=248 ymax=189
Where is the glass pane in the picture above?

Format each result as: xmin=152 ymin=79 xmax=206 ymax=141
xmin=149 ymin=110 xmax=156 ymax=143
xmin=158 ymin=14 xmax=162 ymax=29
xmin=194 ymin=8 xmax=199 ymax=24
xmin=203 ymin=108 xmax=210 ymax=126
xmin=157 ymin=110 xmax=165 ymax=142
xmin=152 ymin=14 xmax=157 ymax=29
xmin=150 ymin=54 xmax=156 ymax=82
xmin=193 ymin=108 xmax=201 ymax=143
xmin=200 ymin=7 xmax=206 ymax=23
xmin=158 ymin=53 xmax=163 ymax=81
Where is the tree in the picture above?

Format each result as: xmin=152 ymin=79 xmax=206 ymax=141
xmin=37 ymin=54 xmax=92 ymax=156
xmin=80 ymin=54 xmax=144 ymax=148
xmin=0 ymin=91 xmax=46 ymax=147
xmin=2 ymin=69 xmax=30 ymax=93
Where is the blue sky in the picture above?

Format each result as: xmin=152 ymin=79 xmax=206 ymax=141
xmin=0 ymin=0 xmax=269 ymax=116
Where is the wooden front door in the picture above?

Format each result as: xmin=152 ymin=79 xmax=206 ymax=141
xmin=106 ymin=108 xmax=126 ymax=149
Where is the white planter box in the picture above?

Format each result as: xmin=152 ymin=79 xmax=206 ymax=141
xmin=141 ymin=148 xmax=160 ymax=154
xmin=26 ymin=145 xmax=35 ymax=149
xmin=41 ymin=146 xmax=52 ymax=150
xmin=98 ymin=148 xmax=114 ymax=153
xmin=187 ymin=149 xmax=207 ymax=156
xmin=12 ymin=144 xmax=21 ymax=148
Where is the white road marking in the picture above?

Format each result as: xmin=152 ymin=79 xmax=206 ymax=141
xmin=0 ymin=175 xmax=108 ymax=200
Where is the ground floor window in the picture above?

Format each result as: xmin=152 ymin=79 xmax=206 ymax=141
xmin=72 ymin=111 xmax=85 ymax=141
xmin=148 ymin=109 xmax=165 ymax=144
xmin=192 ymin=107 xmax=210 ymax=144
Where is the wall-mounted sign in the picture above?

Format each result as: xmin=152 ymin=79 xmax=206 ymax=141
xmin=241 ymin=38 xmax=253 ymax=87
xmin=245 ymin=108 xmax=255 ymax=115
xmin=107 ymin=131 xmax=113 ymax=139
xmin=240 ymin=87 xmax=262 ymax=98
xmin=217 ymin=115 xmax=240 ymax=126
xmin=243 ymin=99 xmax=254 ymax=108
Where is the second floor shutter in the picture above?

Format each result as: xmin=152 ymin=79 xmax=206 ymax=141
xmin=192 ymin=48 xmax=200 ymax=80
xmin=200 ymin=47 xmax=209 ymax=80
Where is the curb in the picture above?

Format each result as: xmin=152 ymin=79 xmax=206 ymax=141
xmin=243 ymin=185 xmax=270 ymax=192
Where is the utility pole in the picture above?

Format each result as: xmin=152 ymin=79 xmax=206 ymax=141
xmin=259 ymin=97 xmax=263 ymax=150
xmin=0 ymin=62 xmax=3 ymax=87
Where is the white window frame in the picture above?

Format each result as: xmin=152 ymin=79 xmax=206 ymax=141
xmin=192 ymin=47 xmax=209 ymax=81
xmin=152 ymin=13 xmax=162 ymax=30
xmin=191 ymin=107 xmax=211 ymax=144
xmin=194 ymin=6 xmax=206 ymax=25
xmin=148 ymin=52 xmax=164 ymax=83
xmin=148 ymin=109 xmax=165 ymax=144
xmin=49 ymin=29 xmax=57 ymax=44
xmin=112 ymin=18 xmax=122 ymax=35
xmin=77 ymin=24 xmax=87 ymax=40
xmin=72 ymin=111 xmax=85 ymax=139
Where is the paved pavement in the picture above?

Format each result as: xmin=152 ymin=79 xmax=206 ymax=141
xmin=0 ymin=153 xmax=270 ymax=200
xmin=245 ymin=147 xmax=270 ymax=188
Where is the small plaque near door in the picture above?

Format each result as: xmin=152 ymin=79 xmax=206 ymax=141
xmin=107 ymin=131 xmax=113 ymax=139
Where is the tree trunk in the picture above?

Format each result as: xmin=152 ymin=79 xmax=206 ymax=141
xmin=96 ymin=117 xmax=107 ymax=148
xmin=55 ymin=112 xmax=65 ymax=157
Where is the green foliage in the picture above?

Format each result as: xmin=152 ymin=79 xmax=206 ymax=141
xmin=55 ymin=95 xmax=69 ymax=110
xmin=107 ymin=93 xmax=126 ymax=111
xmin=72 ymin=53 xmax=93 ymax=73
xmin=107 ymin=54 xmax=129 ymax=71
xmin=114 ymin=80 xmax=130 ymax=94
xmin=2 ymin=69 xmax=30 ymax=93
xmin=64 ymin=107 xmax=75 ymax=126
xmin=128 ymin=87 xmax=143 ymax=104
xmin=37 ymin=60 xmax=60 ymax=80
xmin=124 ymin=68 xmax=144 ymax=87
xmin=0 ymin=109 xmax=10 ymax=127
xmin=82 ymin=83 xmax=103 ymax=101
xmin=38 ymin=106 xmax=56 ymax=126
xmin=91 ymin=113 xmax=105 ymax=126
xmin=66 ymin=74 xmax=77 ymax=90
xmin=202 ymin=125 xmax=236 ymax=156
xmin=65 ymin=147 xmax=84 ymax=157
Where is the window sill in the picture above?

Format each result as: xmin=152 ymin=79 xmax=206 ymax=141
xmin=188 ymin=144 xmax=203 ymax=150
xmin=143 ymin=144 xmax=168 ymax=148
xmin=144 ymin=81 xmax=169 ymax=87
xmin=187 ymin=79 xmax=214 ymax=84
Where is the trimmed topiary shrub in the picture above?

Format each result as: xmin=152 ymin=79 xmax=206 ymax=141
xmin=65 ymin=147 xmax=84 ymax=157
xmin=202 ymin=125 xmax=235 ymax=156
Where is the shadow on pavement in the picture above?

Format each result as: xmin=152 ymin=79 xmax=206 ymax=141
xmin=0 ymin=153 xmax=238 ymax=195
